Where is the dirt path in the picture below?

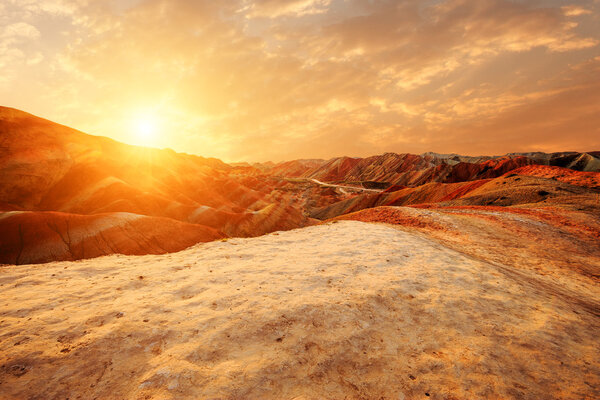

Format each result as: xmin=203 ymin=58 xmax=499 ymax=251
xmin=310 ymin=178 xmax=383 ymax=193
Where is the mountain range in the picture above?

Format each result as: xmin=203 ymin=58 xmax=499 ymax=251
xmin=1 ymin=106 xmax=599 ymax=264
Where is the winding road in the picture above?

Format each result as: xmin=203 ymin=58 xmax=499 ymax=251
xmin=310 ymin=179 xmax=383 ymax=193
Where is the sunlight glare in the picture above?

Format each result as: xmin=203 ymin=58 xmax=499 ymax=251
xmin=132 ymin=113 xmax=159 ymax=146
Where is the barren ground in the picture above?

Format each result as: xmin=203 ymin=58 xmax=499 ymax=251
xmin=1 ymin=215 xmax=599 ymax=399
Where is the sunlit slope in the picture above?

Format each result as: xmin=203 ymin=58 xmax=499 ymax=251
xmin=0 ymin=107 xmax=314 ymax=263
xmin=0 ymin=107 xmax=229 ymax=210
xmin=1 ymin=219 xmax=598 ymax=399
xmin=265 ymin=151 xmax=600 ymax=185
xmin=310 ymin=167 xmax=600 ymax=220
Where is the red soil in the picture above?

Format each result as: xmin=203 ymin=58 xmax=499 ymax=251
xmin=509 ymin=165 xmax=600 ymax=188
xmin=330 ymin=206 xmax=446 ymax=231
xmin=383 ymin=185 xmax=408 ymax=193
xmin=439 ymin=179 xmax=491 ymax=201
xmin=426 ymin=205 xmax=600 ymax=239
xmin=0 ymin=211 xmax=223 ymax=265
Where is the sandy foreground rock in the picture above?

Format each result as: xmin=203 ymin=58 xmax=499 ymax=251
xmin=1 ymin=219 xmax=599 ymax=399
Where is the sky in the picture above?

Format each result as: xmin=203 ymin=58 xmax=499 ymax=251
xmin=1 ymin=0 xmax=599 ymax=162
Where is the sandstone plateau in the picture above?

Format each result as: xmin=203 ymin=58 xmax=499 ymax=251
xmin=1 ymin=107 xmax=599 ymax=399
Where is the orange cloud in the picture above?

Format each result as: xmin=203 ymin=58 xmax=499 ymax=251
xmin=0 ymin=0 xmax=598 ymax=161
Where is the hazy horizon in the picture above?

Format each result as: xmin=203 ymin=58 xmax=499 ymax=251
xmin=3 ymin=105 xmax=599 ymax=164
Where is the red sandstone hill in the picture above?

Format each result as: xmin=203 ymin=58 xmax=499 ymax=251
xmin=0 ymin=211 xmax=223 ymax=265
xmin=265 ymin=151 xmax=600 ymax=186
xmin=1 ymin=106 xmax=599 ymax=264
xmin=309 ymin=166 xmax=600 ymax=220
xmin=0 ymin=107 xmax=315 ymax=264
xmin=508 ymin=164 xmax=600 ymax=188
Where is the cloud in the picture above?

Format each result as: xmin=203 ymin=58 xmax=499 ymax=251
xmin=243 ymin=0 xmax=332 ymax=17
xmin=562 ymin=5 xmax=592 ymax=17
xmin=0 ymin=22 xmax=40 ymax=80
xmin=0 ymin=0 xmax=599 ymax=161
xmin=26 ymin=52 xmax=44 ymax=65
xmin=4 ymin=0 xmax=77 ymax=18
xmin=1 ymin=22 xmax=40 ymax=39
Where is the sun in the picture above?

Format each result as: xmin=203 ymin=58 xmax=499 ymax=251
xmin=132 ymin=114 xmax=159 ymax=146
